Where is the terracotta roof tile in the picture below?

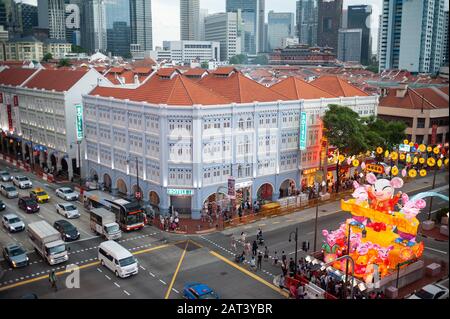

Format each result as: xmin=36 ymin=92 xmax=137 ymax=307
xmin=212 ymin=67 xmax=237 ymax=76
xmin=379 ymin=87 xmax=449 ymax=110
xmin=0 ymin=68 xmax=38 ymax=86
xmin=23 ymin=69 xmax=88 ymax=92
xmin=311 ymin=75 xmax=369 ymax=97
xmin=183 ymin=68 xmax=208 ymax=76
xmin=133 ymin=67 xmax=152 ymax=74
xmin=270 ymin=76 xmax=336 ymax=100
xmin=157 ymin=68 xmax=179 ymax=77
xmin=108 ymin=67 xmax=125 ymax=74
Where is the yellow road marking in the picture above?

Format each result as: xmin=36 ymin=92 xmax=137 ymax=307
xmin=0 ymin=243 xmax=172 ymax=292
xmin=164 ymin=240 xmax=189 ymax=299
xmin=209 ymin=250 xmax=289 ymax=298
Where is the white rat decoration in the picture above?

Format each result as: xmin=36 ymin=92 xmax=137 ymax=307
xmin=365 ymin=173 xmax=403 ymax=214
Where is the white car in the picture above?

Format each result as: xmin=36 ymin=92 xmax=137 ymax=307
xmin=13 ymin=176 xmax=32 ymax=189
xmin=2 ymin=213 xmax=25 ymax=233
xmin=55 ymin=187 xmax=79 ymax=201
xmin=56 ymin=203 xmax=80 ymax=219
xmin=408 ymin=283 xmax=449 ymax=299
xmin=0 ymin=184 xmax=19 ymax=198
xmin=0 ymin=171 xmax=13 ymax=182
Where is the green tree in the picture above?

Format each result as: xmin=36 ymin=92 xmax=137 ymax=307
xmin=201 ymin=61 xmax=209 ymax=69
xmin=71 ymin=45 xmax=87 ymax=53
xmin=229 ymin=54 xmax=248 ymax=65
xmin=42 ymin=52 xmax=53 ymax=62
xmin=252 ymin=54 xmax=268 ymax=65
xmin=58 ymin=58 xmax=72 ymax=68
xmin=363 ymin=116 xmax=407 ymax=149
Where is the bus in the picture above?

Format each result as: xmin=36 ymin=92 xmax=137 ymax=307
xmin=84 ymin=192 xmax=145 ymax=231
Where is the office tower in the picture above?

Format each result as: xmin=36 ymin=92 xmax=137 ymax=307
xmin=267 ymin=11 xmax=295 ymax=52
xmin=81 ymin=0 xmax=107 ymax=53
xmin=338 ymin=28 xmax=362 ymax=63
xmin=204 ymin=12 xmax=241 ymax=61
xmin=296 ymin=0 xmax=317 ymax=46
xmin=18 ymin=3 xmax=39 ymax=35
xmin=38 ymin=0 xmax=66 ymax=40
xmin=347 ymin=5 xmax=372 ymax=65
xmin=226 ymin=0 xmax=265 ymax=54
xmin=105 ymin=0 xmax=130 ymax=56
xmin=317 ymin=0 xmax=343 ymax=52
xmin=180 ymin=0 xmax=199 ymax=41
xmin=379 ymin=0 xmax=446 ymax=74
xmin=443 ymin=11 xmax=449 ymax=65
xmin=130 ymin=0 xmax=153 ymax=55
xmin=198 ymin=8 xmax=208 ymax=41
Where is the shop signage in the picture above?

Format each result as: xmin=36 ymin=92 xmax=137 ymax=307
xmin=398 ymin=144 xmax=410 ymax=152
xmin=167 ymin=189 xmax=194 ymax=196
xmin=235 ymin=181 xmax=253 ymax=189
xmin=365 ymin=164 xmax=384 ymax=174
xmin=6 ymin=104 xmax=13 ymax=132
xmin=303 ymin=168 xmax=319 ymax=175
xmin=227 ymin=177 xmax=235 ymax=198
xmin=13 ymin=95 xmax=18 ymax=107
xmin=299 ymin=112 xmax=307 ymax=151
xmin=75 ymin=104 xmax=83 ymax=140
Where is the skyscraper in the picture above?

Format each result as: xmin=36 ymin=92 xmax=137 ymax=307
xmin=443 ymin=11 xmax=449 ymax=65
xmin=204 ymin=12 xmax=241 ymax=61
xmin=180 ymin=0 xmax=199 ymax=41
xmin=18 ymin=3 xmax=39 ymax=36
xmin=130 ymin=0 xmax=153 ymax=56
xmin=296 ymin=0 xmax=317 ymax=46
xmin=267 ymin=11 xmax=295 ymax=51
xmin=338 ymin=28 xmax=362 ymax=63
xmin=317 ymin=0 xmax=342 ymax=52
xmin=198 ymin=8 xmax=208 ymax=41
xmin=347 ymin=5 xmax=372 ymax=65
xmin=378 ymin=0 xmax=446 ymax=74
xmin=38 ymin=0 xmax=66 ymax=40
xmin=105 ymin=0 xmax=130 ymax=56
xmin=81 ymin=0 xmax=107 ymax=53
xmin=226 ymin=0 xmax=265 ymax=55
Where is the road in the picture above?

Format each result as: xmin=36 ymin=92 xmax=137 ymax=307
xmin=0 ymin=158 xmax=448 ymax=299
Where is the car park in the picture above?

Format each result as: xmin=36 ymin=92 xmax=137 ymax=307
xmin=2 ymin=213 xmax=25 ymax=232
xmin=0 ymin=171 xmax=13 ymax=182
xmin=2 ymin=243 xmax=29 ymax=268
xmin=56 ymin=203 xmax=80 ymax=219
xmin=55 ymin=187 xmax=79 ymax=201
xmin=0 ymin=184 xmax=19 ymax=199
xmin=30 ymin=188 xmax=50 ymax=203
xmin=18 ymin=197 xmax=40 ymax=213
xmin=408 ymin=283 xmax=449 ymax=299
xmin=13 ymin=176 xmax=32 ymax=189
xmin=183 ymin=283 xmax=219 ymax=299
xmin=53 ymin=220 xmax=80 ymax=241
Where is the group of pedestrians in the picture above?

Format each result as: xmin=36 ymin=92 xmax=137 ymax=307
xmin=233 ymin=228 xmax=269 ymax=272
xmin=159 ymin=207 xmax=180 ymax=231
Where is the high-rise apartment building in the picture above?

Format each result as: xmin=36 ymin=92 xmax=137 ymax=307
xmin=317 ymin=0 xmax=342 ymax=52
xmin=180 ymin=0 xmax=200 ymax=41
xmin=204 ymin=12 xmax=241 ymax=61
xmin=347 ymin=5 xmax=372 ymax=65
xmin=338 ymin=28 xmax=362 ymax=63
xmin=38 ymin=0 xmax=66 ymax=40
xmin=130 ymin=0 xmax=153 ymax=57
xmin=267 ymin=11 xmax=295 ymax=52
xmin=443 ymin=11 xmax=449 ymax=65
xmin=81 ymin=0 xmax=107 ymax=53
xmin=296 ymin=0 xmax=317 ymax=46
xmin=378 ymin=0 xmax=446 ymax=74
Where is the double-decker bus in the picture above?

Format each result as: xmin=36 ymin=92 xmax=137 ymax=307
xmin=84 ymin=191 xmax=145 ymax=231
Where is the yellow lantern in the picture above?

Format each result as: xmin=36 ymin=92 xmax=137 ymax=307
xmin=391 ymin=166 xmax=399 ymax=176
xmin=419 ymin=157 xmax=425 ymax=164
xmin=406 ymin=154 xmax=411 ymax=163
xmin=338 ymin=155 xmax=345 ymax=163
xmin=400 ymin=153 xmax=406 ymax=161
xmin=427 ymin=146 xmax=433 ymax=152
xmin=427 ymin=157 xmax=436 ymax=167
xmin=409 ymin=142 xmax=414 ymax=147
xmin=408 ymin=169 xmax=417 ymax=178
xmin=403 ymin=139 xmax=409 ymax=145
xmin=390 ymin=152 xmax=398 ymax=160
xmin=419 ymin=169 xmax=427 ymax=177
xmin=413 ymin=157 xmax=418 ymax=165
xmin=376 ymin=147 xmax=383 ymax=154
xmin=433 ymin=147 xmax=440 ymax=155
xmin=437 ymin=159 xmax=443 ymax=167
xmin=445 ymin=158 xmax=449 ymax=166
xmin=418 ymin=144 xmax=426 ymax=152
xmin=352 ymin=159 xmax=360 ymax=167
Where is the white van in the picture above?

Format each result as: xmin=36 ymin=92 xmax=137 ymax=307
xmin=98 ymin=240 xmax=138 ymax=278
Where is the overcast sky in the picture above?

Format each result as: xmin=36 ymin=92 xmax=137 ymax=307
xmin=20 ymin=0 xmax=450 ymax=51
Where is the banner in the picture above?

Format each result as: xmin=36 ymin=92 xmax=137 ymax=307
xmin=431 ymin=124 xmax=437 ymax=145
xmin=13 ymin=95 xmax=18 ymax=107
xmin=75 ymin=104 xmax=83 ymax=140
xmin=6 ymin=104 xmax=13 ymax=132
xmin=228 ymin=177 xmax=236 ymax=198
xmin=299 ymin=111 xmax=307 ymax=150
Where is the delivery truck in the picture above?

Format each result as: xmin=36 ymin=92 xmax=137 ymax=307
xmin=27 ymin=220 xmax=69 ymax=265
xmin=90 ymin=208 xmax=122 ymax=240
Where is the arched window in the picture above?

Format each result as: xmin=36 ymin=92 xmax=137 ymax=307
xmin=238 ymin=118 xmax=244 ymax=130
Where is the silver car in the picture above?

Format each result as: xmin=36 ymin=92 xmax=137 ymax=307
xmin=13 ymin=176 xmax=32 ymax=189
xmin=0 ymin=171 xmax=13 ymax=182
xmin=55 ymin=187 xmax=79 ymax=201
xmin=0 ymin=184 xmax=19 ymax=198
xmin=56 ymin=202 xmax=80 ymax=218
xmin=2 ymin=243 xmax=29 ymax=268
xmin=2 ymin=213 xmax=25 ymax=232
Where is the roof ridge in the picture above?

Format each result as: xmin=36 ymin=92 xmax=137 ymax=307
xmin=409 ymin=88 xmax=436 ymax=109
xmin=168 ymin=75 xmax=192 ymax=105
xmin=236 ymin=72 xmax=243 ymax=102
xmin=292 ymin=77 xmax=301 ymax=99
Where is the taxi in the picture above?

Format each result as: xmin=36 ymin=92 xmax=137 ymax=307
xmin=29 ymin=188 xmax=50 ymax=203
xmin=183 ymin=283 xmax=219 ymax=299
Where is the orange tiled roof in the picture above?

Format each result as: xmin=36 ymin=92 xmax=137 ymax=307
xmin=198 ymin=71 xmax=287 ymax=103
xmin=0 ymin=68 xmax=38 ymax=86
xmin=270 ymin=76 xmax=336 ymax=100
xmin=212 ymin=67 xmax=237 ymax=76
xmin=23 ymin=69 xmax=88 ymax=92
xmin=183 ymin=68 xmax=208 ymax=76
xmin=108 ymin=67 xmax=125 ymax=74
xmin=157 ymin=68 xmax=179 ymax=77
xmin=310 ymin=75 xmax=369 ymax=97
xmin=379 ymin=87 xmax=449 ymax=110
xmin=90 ymin=72 xmax=230 ymax=106
xmin=133 ymin=67 xmax=152 ymax=74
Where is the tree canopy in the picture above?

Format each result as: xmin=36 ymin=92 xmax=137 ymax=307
xmin=58 ymin=58 xmax=72 ymax=68
xmin=229 ymin=54 xmax=248 ymax=65
xmin=42 ymin=52 xmax=53 ymax=62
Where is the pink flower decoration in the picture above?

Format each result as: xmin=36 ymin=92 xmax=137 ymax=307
xmin=361 ymin=162 xmax=366 ymax=170
xmin=401 ymin=169 xmax=407 ymax=177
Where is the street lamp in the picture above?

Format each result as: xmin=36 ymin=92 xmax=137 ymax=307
xmin=288 ymin=227 xmax=299 ymax=275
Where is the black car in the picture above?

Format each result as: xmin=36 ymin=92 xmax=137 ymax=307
xmin=0 ymin=199 xmax=5 ymax=211
xmin=53 ymin=220 xmax=80 ymax=242
xmin=18 ymin=197 xmax=40 ymax=213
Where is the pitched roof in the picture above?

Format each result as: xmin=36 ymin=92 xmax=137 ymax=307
xmin=379 ymin=87 xmax=449 ymax=110
xmin=310 ymin=75 xmax=369 ymax=97
xmin=133 ymin=67 xmax=153 ymax=74
xmin=212 ymin=67 xmax=237 ymax=76
xmin=270 ymin=76 xmax=336 ymax=100
xmin=198 ymin=71 xmax=287 ymax=103
xmin=23 ymin=69 xmax=89 ymax=92
xmin=183 ymin=68 xmax=208 ymax=76
xmin=0 ymin=68 xmax=38 ymax=86
xmin=90 ymin=72 xmax=230 ymax=106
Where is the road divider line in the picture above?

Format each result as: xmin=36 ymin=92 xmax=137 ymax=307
xmin=209 ymin=250 xmax=289 ymax=298
xmin=164 ymin=240 xmax=189 ymax=299
xmin=424 ymin=247 xmax=448 ymax=255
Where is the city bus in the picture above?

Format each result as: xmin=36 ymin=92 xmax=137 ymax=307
xmin=84 ymin=192 xmax=145 ymax=231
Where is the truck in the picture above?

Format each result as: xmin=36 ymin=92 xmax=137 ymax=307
xmin=90 ymin=208 xmax=122 ymax=240
xmin=27 ymin=220 xmax=69 ymax=265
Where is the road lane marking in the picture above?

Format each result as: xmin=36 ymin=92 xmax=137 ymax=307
xmin=172 ymin=288 xmax=179 ymax=294
xmin=114 ymin=282 xmax=120 ymax=288
xmin=123 ymin=290 xmax=130 ymax=296
xmin=160 ymin=279 xmax=167 ymax=285
xmin=105 ymin=275 xmax=111 ymax=280
xmin=149 ymin=272 xmax=155 ymax=277
xmin=164 ymin=240 xmax=189 ymax=299
xmin=208 ymin=250 xmax=289 ymax=298
xmin=425 ymin=247 xmax=448 ymax=255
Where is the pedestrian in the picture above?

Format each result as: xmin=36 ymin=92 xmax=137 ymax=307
xmin=231 ymin=236 xmax=237 ymax=252
xmin=49 ymin=270 xmax=57 ymax=291
xmin=289 ymin=258 xmax=295 ymax=276
xmin=281 ymin=250 xmax=287 ymax=264
xmin=257 ymin=252 xmax=263 ymax=270
xmin=273 ymin=251 xmax=278 ymax=265
xmin=252 ymin=240 xmax=258 ymax=256
xmin=241 ymin=231 xmax=246 ymax=244
xmin=250 ymin=256 xmax=257 ymax=271
xmin=244 ymin=242 xmax=251 ymax=256
xmin=263 ymin=246 xmax=269 ymax=261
